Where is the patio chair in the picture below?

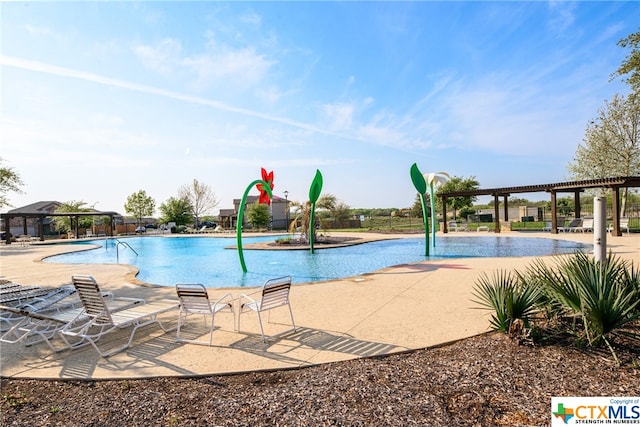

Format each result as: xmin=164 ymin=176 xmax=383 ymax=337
xmin=175 ymin=284 xmax=234 ymax=346
xmin=60 ymin=275 xmax=179 ymax=357
xmin=448 ymin=221 xmax=467 ymax=232
xmin=0 ymin=293 xmax=142 ymax=351
xmin=0 ymin=285 xmax=78 ymax=331
xmin=608 ymin=218 xmax=630 ymax=234
xmin=0 ymin=283 xmax=23 ymax=294
xmin=579 ymin=218 xmax=594 ymax=232
xmin=238 ymin=276 xmax=296 ymax=342
xmin=567 ymin=218 xmax=583 ymax=232
xmin=0 ymin=285 xmax=56 ymax=306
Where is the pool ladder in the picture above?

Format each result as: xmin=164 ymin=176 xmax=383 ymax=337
xmin=107 ymin=238 xmax=139 ymax=263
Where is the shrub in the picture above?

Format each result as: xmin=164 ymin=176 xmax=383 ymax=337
xmin=475 ymin=252 xmax=639 ymax=364
xmin=471 ymin=270 xmax=542 ymax=333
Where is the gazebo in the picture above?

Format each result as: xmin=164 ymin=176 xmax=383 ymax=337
xmin=1 ymin=201 xmax=120 ymax=244
xmin=439 ymin=176 xmax=640 ymax=236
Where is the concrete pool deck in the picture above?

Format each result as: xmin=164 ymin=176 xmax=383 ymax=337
xmin=1 ymin=231 xmax=637 ymax=380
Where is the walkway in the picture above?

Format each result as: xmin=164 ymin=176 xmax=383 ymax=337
xmin=0 ymin=231 xmax=637 ymax=380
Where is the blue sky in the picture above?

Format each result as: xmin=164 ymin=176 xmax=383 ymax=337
xmin=1 ymin=1 xmax=637 ymax=215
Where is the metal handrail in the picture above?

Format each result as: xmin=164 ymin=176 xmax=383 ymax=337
xmin=111 ymin=239 xmax=138 ymax=263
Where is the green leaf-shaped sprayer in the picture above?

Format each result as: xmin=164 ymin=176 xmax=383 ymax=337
xmin=410 ymin=163 xmax=429 ymax=256
xmin=308 ymin=170 xmax=323 ymax=254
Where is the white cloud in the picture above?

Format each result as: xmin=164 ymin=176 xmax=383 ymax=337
xmin=133 ymin=38 xmax=183 ymax=75
xmin=322 ymin=102 xmax=354 ymax=130
xmin=547 ymin=1 xmax=576 ymax=34
xmin=240 ymin=10 xmax=262 ymax=26
xmin=25 ymin=25 xmax=53 ymax=37
xmin=255 ymin=85 xmax=285 ymax=104
xmin=183 ymin=47 xmax=274 ymax=89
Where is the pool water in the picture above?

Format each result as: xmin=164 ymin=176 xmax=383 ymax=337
xmin=45 ymin=236 xmax=590 ymax=288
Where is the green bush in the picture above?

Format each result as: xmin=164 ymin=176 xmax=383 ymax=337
xmin=473 ymin=252 xmax=639 ymax=364
xmin=471 ymin=270 xmax=543 ymax=333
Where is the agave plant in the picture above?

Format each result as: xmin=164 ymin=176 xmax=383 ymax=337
xmin=471 ymin=269 xmax=543 ymax=333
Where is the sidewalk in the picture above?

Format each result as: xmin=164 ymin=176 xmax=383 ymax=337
xmin=1 ymin=231 xmax=637 ymax=380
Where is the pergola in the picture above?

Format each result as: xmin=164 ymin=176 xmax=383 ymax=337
xmin=439 ymin=176 xmax=640 ymax=236
xmin=1 ymin=210 xmax=120 ymax=244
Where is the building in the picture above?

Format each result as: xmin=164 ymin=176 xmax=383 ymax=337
xmin=218 ymin=195 xmax=289 ymax=230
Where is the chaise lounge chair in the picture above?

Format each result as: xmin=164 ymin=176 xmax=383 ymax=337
xmin=238 ymin=276 xmax=296 ymax=342
xmin=0 ymin=285 xmax=78 ymax=331
xmin=0 ymin=292 xmax=142 ymax=351
xmin=608 ymin=217 xmax=630 ymax=234
xmin=567 ymin=218 xmax=583 ymax=232
xmin=175 ymin=284 xmax=234 ymax=346
xmin=60 ymin=275 xmax=179 ymax=357
xmin=448 ymin=221 xmax=468 ymax=232
xmin=578 ymin=218 xmax=594 ymax=232
xmin=0 ymin=284 xmax=61 ymax=306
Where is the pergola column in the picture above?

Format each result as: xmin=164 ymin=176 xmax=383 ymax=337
xmin=612 ymin=187 xmax=621 ymax=236
xmin=574 ymin=190 xmax=581 ymax=219
xmin=493 ymin=194 xmax=500 ymax=233
xmin=441 ymin=195 xmax=448 ymax=233
xmin=550 ymin=191 xmax=558 ymax=234
xmin=503 ymin=195 xmax=509 ymax=221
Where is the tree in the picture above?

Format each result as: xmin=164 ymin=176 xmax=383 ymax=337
xmin=246 ymin=202 xmax=270 ymax=230
xmin=178 ymin=179 xmax=219 ymax=228
xmin=612 ymin=28 xmax=640 ymax=96
xmin=333 ymin=201 xmax=352 ymax=223
xmin=52 ymin=201 xmax=91 ymax=232
xmin=124 ymin=190 xmax=155 ymax=226
xmin=316 ymin=194 xmax=351 ymax=223
xmin=568 ymin=93 xmax=640 ymax=215
xmin=288 ymin=200 xmax=321 ymax=242
xmin=436 ymin=176 xmax=480 ymax=220
xmin=412 ymin=193 xmax=433 ymax=219
xmin=159 ymin=197 xmax=193 ymax=226
xmin=0 ymin=158 xmax=24 ymax=208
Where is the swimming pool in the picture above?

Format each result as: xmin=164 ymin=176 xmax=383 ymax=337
xmin=44 ymin=235 xmax=591 ymax=288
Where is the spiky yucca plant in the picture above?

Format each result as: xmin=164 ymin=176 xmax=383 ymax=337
xmin=472 ymin=270 xmax=543 ymax=333
xmin=534 ymin=252 xmax=640 ymax=363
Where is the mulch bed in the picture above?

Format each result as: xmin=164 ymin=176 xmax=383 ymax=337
xmin=2 ymin=331 xmax=638 ymax=426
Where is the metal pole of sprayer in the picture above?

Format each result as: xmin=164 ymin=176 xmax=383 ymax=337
xmin=593 ymin=196 xmax=606 ymax=264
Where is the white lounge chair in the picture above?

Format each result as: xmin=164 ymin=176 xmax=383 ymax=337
xmin=0 ymin=285 xmax=57 ymax=306
xmin=567 ymin=218 xmax=583 ymax=232
xmin=579 ymin=218 xmax=594 ymax=232
xmin=0 ymin=285 xmax=77 ymax=331
xmin=175 ymin=284 xmax=234 ymax=346
xmin=238 ymin=276 xmax=296 ymax=342
xmin=448 ymin=221 xmax=467 ymax=232
xmin=608 ymin=217 xmax=630 ymax=234
xmin=0 ymin=292 xmax=142 ymax=351
xmin=60 ymin=275 xmax=179 ymax=357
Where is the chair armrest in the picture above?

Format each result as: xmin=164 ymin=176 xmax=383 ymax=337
xmin=238 ymin=293 xmax=257 ymax=309
xmin=213 ymin=293 xmax=234 ymax=308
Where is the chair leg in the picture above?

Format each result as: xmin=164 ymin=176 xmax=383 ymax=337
xmin=176 ymin=310 xmax=184 ymax=341
xmin=287 ymin=303 xmax=296 ymax=332
xmin=208 ymin=313 xmax=215 ymax=346
xmin=256 ymin=312 xmax=267 ymax=342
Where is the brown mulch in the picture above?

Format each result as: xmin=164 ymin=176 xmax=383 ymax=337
xmin=2 ymin=332 xmax=638 ymax=426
